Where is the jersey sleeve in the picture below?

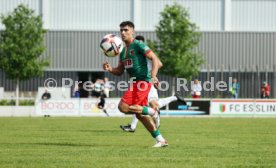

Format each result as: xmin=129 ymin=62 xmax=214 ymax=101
xmin=137 ymin=41 xmax=152 ymax=56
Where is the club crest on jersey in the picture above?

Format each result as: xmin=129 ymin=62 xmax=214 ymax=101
xmin=130 ymin=49 xmax=135 ymax=55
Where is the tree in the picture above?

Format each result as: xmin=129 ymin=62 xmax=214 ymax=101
xmin=0 ymin=4 xmax=49 ymax=105
xmin=148 ymin=3 xmax=204 ymax=93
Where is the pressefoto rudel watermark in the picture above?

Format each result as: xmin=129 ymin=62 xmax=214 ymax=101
xmin=44 ymin=77 xmax=234 ymax=92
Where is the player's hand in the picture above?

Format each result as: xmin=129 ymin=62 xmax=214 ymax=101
xmin=152 ymin=76 xmax=159 ymax=89
xmin=103 ymin=61 xmax=112 ymax=72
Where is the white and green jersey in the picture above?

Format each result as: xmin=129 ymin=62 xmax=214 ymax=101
xmin=119 ymin=39 xmax=152 ymax=82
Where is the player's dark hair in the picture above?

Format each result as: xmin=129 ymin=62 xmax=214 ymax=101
xmin=135 ymin=35 xmax=145 ymax=42
xmin=120 ymin=21 xmax=135 ymax=29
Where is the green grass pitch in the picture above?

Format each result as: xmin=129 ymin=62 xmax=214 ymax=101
xmin=0 ymin=117 xmax=275 ymax=168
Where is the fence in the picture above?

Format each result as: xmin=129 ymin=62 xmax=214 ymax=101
xmin=183 ymin=64 xmax=276 ymax=99
xmin=106 ymin=64 xmax=275 ymax=99
xmin=0 ymin=64 xmax=275 ymax=99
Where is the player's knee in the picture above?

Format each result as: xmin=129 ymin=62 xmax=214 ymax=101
xmin=118 ymin=102 xmax=129 ymax=113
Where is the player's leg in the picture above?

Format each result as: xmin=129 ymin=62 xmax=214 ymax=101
xmin=120 ymin=114 xmax=138 ymax=132
xmin=97 ymin=96 xmax=109 ymax=116
xmin=120 ymin=82 xmax=158 ymax=132
xmin=136 ymin=114 xmax=168 ymax=147
xmin=119 ymin=81 xmax=158 ymax=116
xmin=140 ymin=90 xmax=186 ymax=146
xmin=147 ymin=87 xmax=160 ymax=128
xmin=102 ymin=106 xmax=109 ymax=117
xmin=135 ymin=86 xmax=167 ymax=147
xmin=149 ymin=99 xmax=161 ymax=128
xmin=147 ymin=87 xmax=186 ymax=127
xmin=117 ymin=82 xmax=158 ymax=133
xmin=157 ymin=92 xmax=186 ymax=108
xmin=136 ymin=114 xmax=155 ymax=132
xmin=133 ymin=90 xmax=158 ymax=132
xmin=120 ymin=92 xmax=186 ymax=129
xmin=118 ymin=82 xmax=168 ymax=147
xmin=118 ymin=101 xmax=132 ymax=113
xmin=128 ymin=104 xmax=158 ymax=115
xmin=104 ymin=88 xmax=109 ymax=98
xmin=128 ymin=86 xmax=183 ymax=128
xmin=147 ymin=93 xmax=186 ymax=129
xmin=118 ymin=101 xmax=157 ymax=116
xmin=130 ymin=115 xmax=139 ymax=129
xmin=124 ymin=99 xmax=161 ymax=133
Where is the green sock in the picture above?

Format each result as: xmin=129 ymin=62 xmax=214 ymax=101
xmin=142 ymin=106 xmax=156 ymax=115
xmin=142 ymin=106 xmax=149 ymax=115
xmin=151 ymin=130 xmax=161 ymax=138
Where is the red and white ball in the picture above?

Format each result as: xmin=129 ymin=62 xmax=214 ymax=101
xmin=100 ymin=34 xmax=123 ymax=57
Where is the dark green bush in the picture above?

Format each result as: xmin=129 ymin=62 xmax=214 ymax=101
xmin=0 ymin=100 xmax=34 ymax=106
xmin=19 ymin=100 xmax=35 ymax=106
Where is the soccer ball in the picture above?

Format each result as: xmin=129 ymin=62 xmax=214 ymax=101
xmin=100 ymin=34 xmax=123 ymax=57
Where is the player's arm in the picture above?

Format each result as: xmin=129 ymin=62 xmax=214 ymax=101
xmin=156 ymin=56 xmax=163 ymax=68
xmin=103 ymin=61 xmax=124 ymax=76
xmin=146 ymin=51 xmax=160 ymax=80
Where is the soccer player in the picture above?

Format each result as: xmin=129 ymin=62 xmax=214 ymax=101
xmin=120 ymin=35 xmax=186 ymax=132
xmin=103 ymin=21 xmax=168 ymax=147
xmin=97 ymin=92 xmax=109 ymax=117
